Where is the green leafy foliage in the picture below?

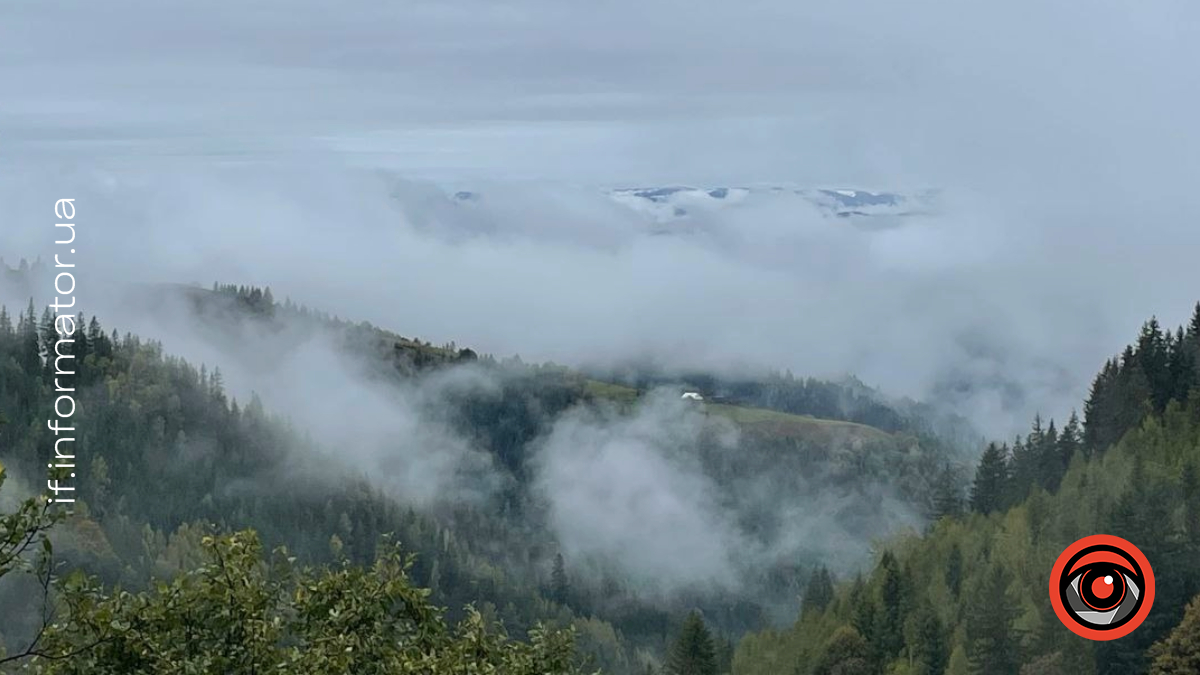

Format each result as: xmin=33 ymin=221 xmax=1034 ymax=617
xmin=1149 ymin=594 xmax=1200 ymax=675
xmin=5 ymin=530 xmax=590 ymax=674
xmin=811 ymin=625 xmax=870 ymax=675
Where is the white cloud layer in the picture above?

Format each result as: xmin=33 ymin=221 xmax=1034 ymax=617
xmin=2 ymin=0 xmax=1199 ymax=438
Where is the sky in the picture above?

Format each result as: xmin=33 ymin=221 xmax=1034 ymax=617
xmin=3 ymin=0 xmax=1200 ymax=436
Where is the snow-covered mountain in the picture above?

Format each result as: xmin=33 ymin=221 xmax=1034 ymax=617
xmin=448 ymin=184 xmax=941 ymax=226
xmin=605 ymin=185 xmax=941 ymax=223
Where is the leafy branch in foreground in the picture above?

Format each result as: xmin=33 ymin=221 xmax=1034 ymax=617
xmin=14 ymin=530 xmax=593 ymax=674
xmin=0 ymin=455 xmax=68 ymax=668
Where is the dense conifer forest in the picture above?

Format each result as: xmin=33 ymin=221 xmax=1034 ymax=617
xmin=0 ymin=271 xmax=964 ymax=673
xmin=735 ymin=303 xmax=1200 ymax=675
xmin=3 ymin=261 xmax=1200 ymax=673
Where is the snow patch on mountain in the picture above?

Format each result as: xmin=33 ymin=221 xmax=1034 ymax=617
xmin=607 ymin=185 xmax=941 ymax=224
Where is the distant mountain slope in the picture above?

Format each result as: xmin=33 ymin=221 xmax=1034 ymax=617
xmin=707 ymin=403 xmax=892 ymax=444
xmin=442 ymin=183 xmax=941 ymax=228
xmin=1 ymin=269 xmax=972 ymax=673
xmin=605 ymin=185 xmax=941 ymax=224
xmin=586 ymin=379 xmax=892 ymax=444
xmin=734 ymin=303 xmax=1200 ymax=675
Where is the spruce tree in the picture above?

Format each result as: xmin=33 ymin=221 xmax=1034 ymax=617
xmin=39 ymin=305 xmax=56 ymax=359
xmin=665 ymin=611 xmax=717 ymax=675
xmin=803 ymin=566 xmax=836 ymax=616
xmin=1137 ymin=317 xmax=1172 ymax=411
xmin=1037 ymin=418 xmax=1062 ymax=491
xmin=874 ymin=551 xmax=906 ymax=663
xmin=970 ymin=443 xmax=1008 ymax=514
xmin=1115 ymin=350 xmax=1154 ymax=437
xmin=1083 ymin=357 xmax=1131 ymax=453
xmin=1168 ymin=326 xmax=1196 ymax=404
xmin=74 ymin=311 xmax=91 ymax=363
xmin=1100 ymin=455 xmax=1187 ymax=674
xmin=965 ymin=564 xmax=1020 ymax=675
xmin=18 ymin=300 xmax=41 ymax=376
xmin=945 ymin=544 xmax=964 ymax=598
xmin=906 ymin=602 xmax=947 ymax=675
xmin=849 ymin=573 xmax=879 ymax=657
xmin=1058 ymin=410 xmax=1084 ymax=464
xmin=0 ymin=305 xmax=12 ymax=341
xmin=550 ymin=553 xmax=570 ymax=606
xmin=1008 ymin=435 xmax=1037 ymax=505
xmin=929 ymin=464 xmax=965 ymax=520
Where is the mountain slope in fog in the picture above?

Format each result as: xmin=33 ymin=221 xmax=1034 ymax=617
xmin=0 ymin=262 xmax=972 ymax=673
xmin=446 ymin=184 xmax=941 ymax=229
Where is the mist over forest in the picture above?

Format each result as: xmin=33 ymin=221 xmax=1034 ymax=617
xmin=3 ymin=1 xmax=1200 ymax=674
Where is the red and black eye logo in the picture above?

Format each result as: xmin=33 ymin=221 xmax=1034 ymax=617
xmin=1049 ymin=534 xmax=1154 ymax=640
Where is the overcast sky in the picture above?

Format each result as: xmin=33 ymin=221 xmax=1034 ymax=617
xmin=4 ymin=0 xmax=1194 ymax=184
xmin=3 ymin=0 xmax=1200 ymax=436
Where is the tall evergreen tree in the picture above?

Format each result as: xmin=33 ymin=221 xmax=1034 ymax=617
xmin=1058 ymin=410 xmax=1084 ymax=464
xmin=1137 ymin=317 xmax=1172 ymax=412
xmin=803 ymin=566 xmax=836 ymax=616
xmin=1099 ymin=454 xmax=1188 ymax=674
xmin=929 ymin=464 xmax=965 ymax=520
xmin=665 ymin=611 xmax=717 ymax=675
xmin=1168 ymin=326 xmax=1197 ymax=404
xmin=945 ymin=544 xmax=964 ymax=599
xmin=874 ymin=551 xmax=906 ymax=663
xmin=1037 ymin=418 xmax=1062 ymax=491
xmin=39 ymin=305 xmax=56 ymax=361
xmin=1115 ymin=349 xmax=1154 ymax=437
xmin=905 ymin=602 xmax=948 ymax=675
xmin=971 ymin=443 xmax=1009 ymax=514
xmin=1084 ymin=358 xmax=1120 ymax=452
xmin=1008 ymin=435 xmax=1038 ymax=505
xmin=550 ymin=553 xmax=570 ymax=606
xmin=18 ymin=300 xmax=41 ymax=376
xmin=965 ymin=564 xmax=1021 ymax=675
xmin=0 ymin=306 xmax=12 ymax=341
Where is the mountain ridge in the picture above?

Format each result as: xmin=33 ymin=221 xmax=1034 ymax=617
xmin=444 ymin=184 xmax=942 ymax=225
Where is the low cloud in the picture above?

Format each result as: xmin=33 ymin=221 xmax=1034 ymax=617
xmin=531 ymin=390 xmax=922 ymax=601
xmin=4 ymin=0 xmax=1200 ymax=437
xmin=3 ymin=157 xmax=1197 ymax=442
xmin=533 ymin=391 xmax=744 ymax=591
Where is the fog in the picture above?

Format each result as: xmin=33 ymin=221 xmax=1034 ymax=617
xmin=534 ymin=392 xmax=746 ymax=590
xmin=4 ymin=158 xmax=1196 ymax=440
xmin=2 ymin=271 xmax=916 ymax=600
xmin=534 ymin=390 xmax=920 ymax=598
xmin=3 ymin=0 xmax=1200 ymax=604
xmin=4 ymin=0 xmax=1199 ymax=438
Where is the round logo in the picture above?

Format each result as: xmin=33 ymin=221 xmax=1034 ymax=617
xmin=1049 ymin=534 xmax=1154 ymax=640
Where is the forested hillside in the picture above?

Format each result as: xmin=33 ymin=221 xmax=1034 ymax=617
xmin=0 ymin=265 xmax=973 ymax=674
xmin=5 ymin=276 xmax=1200 ymax=675
xmin=586 ymin=360 xmax=979 ymax=447
xmin=734 ymin=304 xmax=1200 ymax=675
xmin=0 ymin=294 xmax=631 ymax=672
